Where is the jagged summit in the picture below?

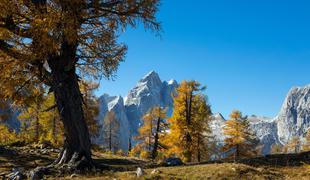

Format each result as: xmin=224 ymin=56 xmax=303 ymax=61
xmin=95 ymin=71 xmax=178 ymax=151
xmin=168 ymin=79 xmax=178 ymax=85
xmin=212 ymin=112 xmax=225 ymax=121
xmin=276 ymin=84 xmax=310 ymax=144
xmin=139 ymin=70 xmax=161 ymax=84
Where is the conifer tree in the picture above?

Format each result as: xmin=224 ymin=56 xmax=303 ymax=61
xmin=0 ymin=101 xmax=13 ymax=122
xmin=222 ymin=110 xmax=259 ymax=161
xmin=0 ymin=124 xmax=17 ymax=145
xmin=135 ymin=106 xmax=168 ymax=160
xmin=192 ymin=94 xmax=212 ymax=162
xmin=103 ymin=111 xmax=120 ymax=152
xmin=302 ymin=129 xmax=310 ymax=152
xmin=271 ymin=144 xmax=283 ymax=154
xmin=0 ymin=0 xmax=160 ymax=168
xmin=18 ymin=92 xmax=64 ymax=145
xmin=284 ymin=136 xmax=301 ymax=153
xmin=18 ymin=87 xmax=45 ymax=143
xmin=80 ymin=81 xmax=100 ymax=139
xmin=166 ymin=81 xmax=211 ymax=162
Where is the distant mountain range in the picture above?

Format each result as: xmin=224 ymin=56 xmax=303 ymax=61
xmin=207 ymin=84 xmax=310 ymax=154
xmin=95 ymin=71 xmax=310 ymax=154
xmin=2 ymin=71 xmax=310 ymax=155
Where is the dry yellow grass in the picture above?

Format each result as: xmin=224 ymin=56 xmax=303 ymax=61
xmin=2 ymin=146 xmax=310 ymax=180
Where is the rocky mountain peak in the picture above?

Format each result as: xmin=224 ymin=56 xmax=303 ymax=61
xmin=276 ymin=84 xmax=310 ymax=144
xmin=212 ymin=113 xmax=226 ymax=121
xmin=139 ymin=70 xmax=162 ymax=85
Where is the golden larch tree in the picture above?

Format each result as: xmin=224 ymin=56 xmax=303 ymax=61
xmin=222 ymin=110 xmax=259 ymax=161
xmin=135 ymin=106 xmax=168 ymax=160
xmin=166 ymin=81 xmax=211 ymax=162
xmin=0 ymin=0 xmax=160 ymax=169
xmin=103 ymin=110 xmax=120 ymax=152
xmin=302 ymin=129 xmax=310 ymax=152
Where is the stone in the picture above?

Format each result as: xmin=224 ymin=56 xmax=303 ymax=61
xmin=151 ymin=169 xmax=160 ymax=175
xmin=136 ymin=167 xmax=146 ymax=177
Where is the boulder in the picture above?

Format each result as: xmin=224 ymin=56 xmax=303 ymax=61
xmin=136 ymin=167 xmax=146 ymax=177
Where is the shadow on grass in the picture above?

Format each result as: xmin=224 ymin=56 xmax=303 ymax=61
xmin=193 ymin=151 xmax=310 ymax=168
xmin=0 ymin=147 xmax=54 ymax=172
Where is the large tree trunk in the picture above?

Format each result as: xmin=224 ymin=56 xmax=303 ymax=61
xmin=50 ymin=64 xmax=93 ymax=170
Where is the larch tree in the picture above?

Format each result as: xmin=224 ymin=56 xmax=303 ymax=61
xmin=103 ymin=110 xmax=120 ymax=152
xmin=18 ymin=87 xmax=45 ymax=143
xmin=0 ymin=124 xmax=17 ymax=145
xmin=222 ymin=110 xmax=259 ymax=161
xmin=80 ymin=80 xmax=100 ymax=139
xmin=302 ymin=129 xmax=310 ymax=152
xmin=284 ymin=136 xmax=301 ymax=154
xmin=271 ymin=144 xmax=283 ymax=154
xmin=0 ymin=101 xmax=14 ymax=122
xmin=18 ymin=91 xmax=64 ymax=145
xmin=135 ymin=106 xmax=168 ymax=160
xmin=0 ymin=0 xmax=160 ymax=169
xmin=191 ymin=94 xmax=212 ymax=162
xmin=166 ymin=81 xmax=211 ymax=162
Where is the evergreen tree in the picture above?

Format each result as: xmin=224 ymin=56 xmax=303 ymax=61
xmin=103 ymin=111 xmax=120 ymax=152
xmin=0 ymin=0 xmax=160 ymax=168
xmin=166 ymin=81 xmax=211 ymax=162
xmin=222 ymin=110 xmax=259 ymax=161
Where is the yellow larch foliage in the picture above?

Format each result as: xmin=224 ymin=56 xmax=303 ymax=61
xmin=135 ymin=106 xmax=168 ymax=160
xmin=302 ymin=129 xmax=310 ymax=152
xmin=0 ymin=124 xmax=17 ymax=145
xmin=283 ymin=136 xmax=301 ymax=154
xmin=222 ymin=110 xmax=259 ymax=161
xmin=165 ymin=81 xmax=211 ymax=162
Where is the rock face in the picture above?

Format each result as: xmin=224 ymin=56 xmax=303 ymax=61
xmin=209 ymin=113 xmax=226 ymax=145
xmin=3 ymin=69 xmax=310 ymax=155
xmin=95 ymin=71 xmax=177 ymax=151
xmin=95 ymin=94 xmax=130 ymax=151
xmin=209 ymin=113 xmax=279 ymax=155
xmin=125 ymin=71 xmax=177 ymax=137
xmin=248 ymin=116 xmax=279 ymax=155
xmin=276 ymin=85 xmax=310 ymax=144
xmin=208 ymin=84 xmax=310 ymax=155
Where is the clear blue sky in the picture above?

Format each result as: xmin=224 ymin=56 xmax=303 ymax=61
xmin=96 ymin=0 xmax=310 ymax=118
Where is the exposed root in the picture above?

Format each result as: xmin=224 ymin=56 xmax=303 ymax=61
xmin=52 ymin=148 xmax=96 ymax=172
xmin=28 ymin=148 xmax=104 ymax=179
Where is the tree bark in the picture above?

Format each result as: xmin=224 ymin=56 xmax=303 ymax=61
xmin=152 ymin=117 xmax=161 ymax=160
xmin=50 ymin=59 xmax=93 ymax=170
